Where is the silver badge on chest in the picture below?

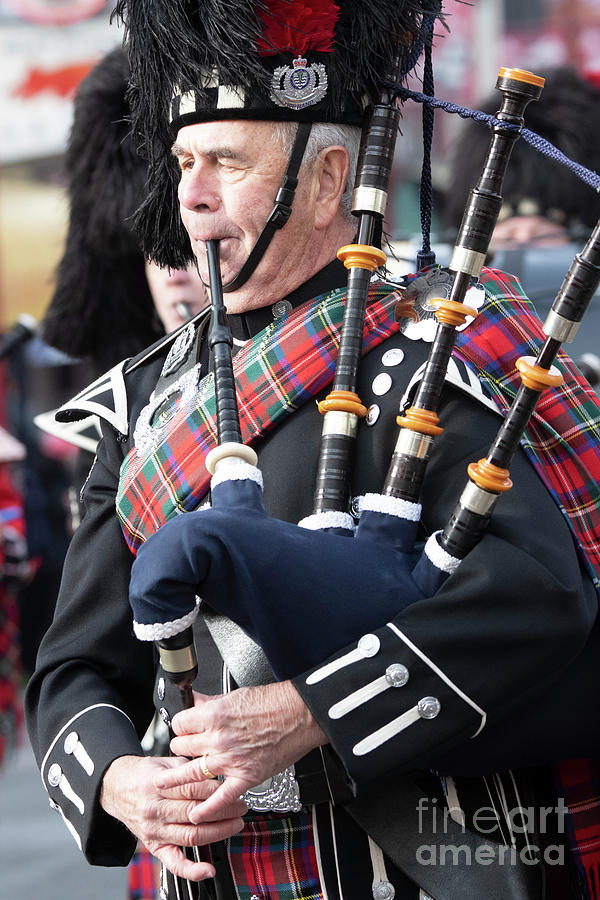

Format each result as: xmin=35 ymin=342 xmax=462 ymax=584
xmin=242 ymin=766 xmax=302 ymax=813
xmin=161 ymin=322 xmax=196 ymax=377
xmin=133 ymin=364 xmax=202 ymax=458
xmin=400 ymin=269 xmax=485 ymax=342
xmin=271 ymin=56 xmax=328 ymax=110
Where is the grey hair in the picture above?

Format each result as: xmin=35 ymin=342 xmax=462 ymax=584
xmin=271 ymin=121 xmax=361 ymax=221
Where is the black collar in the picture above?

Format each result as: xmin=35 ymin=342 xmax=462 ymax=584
xmin=227 ymin=258 xmax=348 ymax=341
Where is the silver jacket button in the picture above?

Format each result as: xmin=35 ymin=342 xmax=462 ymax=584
xmin=382 ymin=347 xmax=405 ymax=367
xmin=372 ymin=372 xmax=392 ymax=396
xmin=358 ymin=634 xmax=380 ymax=657
xmin=63 ymin=731 xmax=79 ymax=754
xmin=272 ymin=299 xmax=292 ymax=318
xmin=48 ymin=763 xmax=62 ymax=787
xmin=373 ymin=880 xmax=395 ymax=900
xmin=365 ymin=403 xmax=380 ymax=426
xmin=157 ymin=676 xmax=166 ymax=701
xmin=385 ymin=663 xmax=409 ymax=687
xmin=417 ymin=697 xmax=441 ymax=719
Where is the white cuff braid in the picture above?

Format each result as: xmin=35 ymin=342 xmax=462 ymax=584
xmin=299 ymin=511 xmax=356 ymax=532
xmin=424 ymin=532 xmax=461 ymax=574
xmin=210 ymin=461 xmax=263 ymax=490
xmin=362 ymin=492 xmax=422 ymax=521
xmin=133 ymin=599 xmax=200 ymax=641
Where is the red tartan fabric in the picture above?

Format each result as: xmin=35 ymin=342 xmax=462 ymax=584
xmin=127 ymin=843 xmax=159 ymax=900
xmin=226 ymin=811 xmax=323 ymax=900
xmin=456 ymin=267 xmax=600 ymax=594
xmin=556 ymin=758 xmax=600 ymax=900
xmin=454 ymin=269 xmax=600 ymax=900
xmin=117 ymin=267 xmax=600 ymax=898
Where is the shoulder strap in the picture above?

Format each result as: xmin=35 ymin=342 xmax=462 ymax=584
xmin=54 ymin=308 xmax=212 ymax=432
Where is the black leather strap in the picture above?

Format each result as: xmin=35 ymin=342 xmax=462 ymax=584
xmin=222 ymin=122 xmax=312 ymax=293
xmin=295 ymin=746 xmax=355 ymax=806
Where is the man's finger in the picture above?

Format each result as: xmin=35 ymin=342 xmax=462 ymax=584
xmin=189 ymin=777 xmax=251 ymax=824
xmin=151 ymin=815 xmax=245 ymax=849
xmin=155 ymin=757 xmax=212 ymax=790
xmin=159 ymin=778 xmax=219 ymax=802
xmin=170 ymin=733 xmax=210 ymax=759
xmin=171 ymin=696 xmax=211 ymax=735
xmin=153 ymin=844 xmax=216 ymax=882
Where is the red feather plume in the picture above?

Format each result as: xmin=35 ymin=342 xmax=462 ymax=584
xmin=257 ymin=0 xmax=340 ymax=56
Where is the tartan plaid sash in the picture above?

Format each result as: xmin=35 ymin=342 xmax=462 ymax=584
xmin=116 ymin=282 xmax=402 ymax=553
xmin=117 ymin=266 xmax=600 ymax=598
xmin=455 ymin=269 xmax=600 ymax=900
xmin=456 ymin=268 xmax=600 ymax=596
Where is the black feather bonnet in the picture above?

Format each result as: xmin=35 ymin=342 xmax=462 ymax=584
xmin=114 ymin=0 xmax=443 ymax=268
xmin=42 ymin=47 xmax=162 ymax=373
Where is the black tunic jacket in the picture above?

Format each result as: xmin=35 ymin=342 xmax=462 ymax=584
xmin=25 ymin=264 xmax=597 ymax=898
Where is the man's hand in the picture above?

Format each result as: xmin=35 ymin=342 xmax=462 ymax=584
xmin=158 ymin=680 xmax=327 ymax=824
xmin=100 ymin=754 xmax=246 ymax=881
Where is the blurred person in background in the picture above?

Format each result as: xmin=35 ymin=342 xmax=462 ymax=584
xmin=37 ymin=45 xmax=207 ymax=515
xmin=42 ymin=48 xmax=207 ymax=378
xmin=440 ymin=66 xmax=600 ymax=383
xmin=441 ymin=67 xmax=600 ymax=250
xmin=0 ymin=429 xmax=36 ymax=768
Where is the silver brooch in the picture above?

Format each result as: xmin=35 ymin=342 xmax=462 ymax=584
xmin=242 ymin=766 xmax=302 ymax=813
xmin=271 ymin=56 xmax=328 ymax=110
xmin=133 ymin=364 xmax=202 ymax=458
xmin=399 ymin=269 xmax=485 ymax=343
xmin=161 ymin=322 xmax=196 ymax=377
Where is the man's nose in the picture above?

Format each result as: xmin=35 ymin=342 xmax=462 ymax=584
xmin=178 ymin=163 xmax=220 ymax=212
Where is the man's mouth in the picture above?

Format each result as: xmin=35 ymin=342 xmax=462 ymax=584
xmin=174 ymin=301 xmax=194 ymax=320
xmin=192 ymin=234 xmax=234 ymax=246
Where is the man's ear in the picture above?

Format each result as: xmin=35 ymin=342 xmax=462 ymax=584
xmin=314 ymin=145 xmax=351 ymax=229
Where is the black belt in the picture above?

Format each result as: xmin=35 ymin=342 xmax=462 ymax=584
xmin=295 ymin=746 xmax=355 ymax=806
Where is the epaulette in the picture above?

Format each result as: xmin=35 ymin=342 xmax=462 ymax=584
xmin=53 ymin=308 xmax=211 ymax=435
xmin=401 ymin=356 xmax=501 ymax=416
xmin=34 ymin=410 xmax=101 ymax=455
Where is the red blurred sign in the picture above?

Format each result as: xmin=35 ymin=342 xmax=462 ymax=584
xmin=12 ymin=61 xmax=93 ymax=98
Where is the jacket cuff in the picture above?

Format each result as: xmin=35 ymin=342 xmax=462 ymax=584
xmin=40 ymin=703 xmax=143 ymax=864
xmin=294 ymin=622 xmax=485 ymax=784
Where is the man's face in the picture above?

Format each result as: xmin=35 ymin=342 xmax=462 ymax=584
xmin=173 ymin=120 xmax=321 ymax=312
xmin=145 ymin=260 xmax=209 ymax=333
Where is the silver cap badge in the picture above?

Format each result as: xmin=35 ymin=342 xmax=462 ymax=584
xmin=271 ymin=56 xmax=328 ymax=110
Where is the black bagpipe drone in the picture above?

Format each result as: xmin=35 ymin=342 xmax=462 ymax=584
xmin=129 ymin=64 xmax=600 ymax=755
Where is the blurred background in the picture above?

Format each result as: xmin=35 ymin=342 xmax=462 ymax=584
xmin=1 ymin=1 xmax=600 ymax=899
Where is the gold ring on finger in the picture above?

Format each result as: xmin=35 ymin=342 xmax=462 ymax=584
xmin=199 ymin=753 xmax=216 ymax=779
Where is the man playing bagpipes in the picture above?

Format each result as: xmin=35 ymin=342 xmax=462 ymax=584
xmin=26 ymin=2 xmax=600 ymax=898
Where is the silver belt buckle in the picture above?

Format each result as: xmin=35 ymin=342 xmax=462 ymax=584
xmin=242 ymin=765 xmax=302 ymax=813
